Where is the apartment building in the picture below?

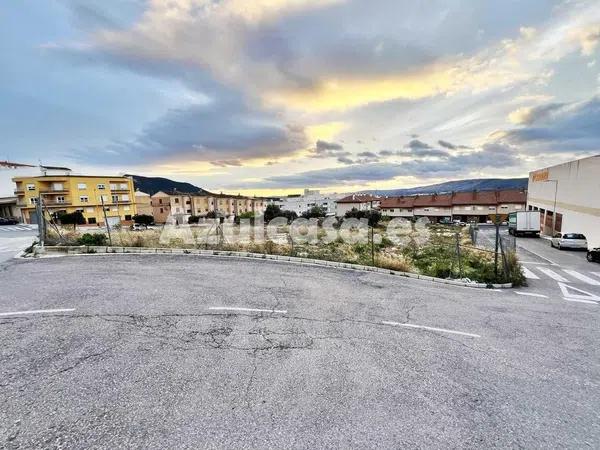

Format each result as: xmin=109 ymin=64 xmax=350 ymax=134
xmin=13 ymin=173 xmax=136 ymax=226
xmin=270 ymin=189 xmax=342 ymax=216
xmin=134 ymin=190 xmax=153 ymax=216
xmin=379 ymin=189 xmax=527 ymax=223
xmin=150 ymin=191 xmax=267 ymax=224
xmin=335 ymin=194 xmax=382 ymax=217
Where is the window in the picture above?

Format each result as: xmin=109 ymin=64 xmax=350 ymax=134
xmin=124 ymin=205 xmax=130 ymax=211
xmin=174 ymin=198 xmax=179 ymax=203
xmin=121 ymin=194 xmax=130 ymax=202
xmin=29 ymin=198 xmax=38 ymax=205
xmin=100 ymin=195 xmax=108 ymax=202
xmin=160 ymin=208 xmax=164 ymax=213
xmin=78 ymin=183 xmax=87 ymax=190
xmin=124 ymin=215 xmax=132 ymax=221
xmin=111 ymin=206 xmax=118 ymax=212
xmin=86 ymin=207 xmax=94 ymax=213
xmin=56 ymin=196 xmax=65 ymax=204
xmin=120 ymin=183 xmax=128 ymax=190
xmin=88 ymin=217 xmax=96 ymax=224
xmin=80 ymin=196 xmax=89 ymax=203
xmin=27 ymin=184 xmax=36 ymax=191
xmin=515 ymin=205 xmax=522 ymax=210
xmin=159 ymin=199 xmax=163 ymax=204
xmin=97 ymin=184 xmax=106 ymax=190
xmin=110 ymin=184 xmax=118 ymax=190
xmin=52 ymin=183 xmax=63 ymax=191
xmin=112 ymin=195 xmax=119 ymax=203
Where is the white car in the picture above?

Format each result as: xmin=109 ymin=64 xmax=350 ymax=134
xmin=551 ymin=233 xmax=588 ymax=250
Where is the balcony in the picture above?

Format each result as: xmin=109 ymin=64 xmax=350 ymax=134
xmin=14 ymin=189 xmax=25 ymax=195
xmin=39 ymin=189 xmax=69 ymax=194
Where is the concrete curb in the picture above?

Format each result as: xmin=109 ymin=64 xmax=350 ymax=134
xmin=32 ymin=245 xmax=513 ymax=289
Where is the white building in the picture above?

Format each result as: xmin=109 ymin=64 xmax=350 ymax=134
xmin=0 ymin=161 xmax=72 ymax=220
xmin=272 ymin=189 xmax=342 ymax=216
xmin=527 ymin=154 xmax=600 ymax=247
xmin=335 ymin=194 xmax=381 ymax=217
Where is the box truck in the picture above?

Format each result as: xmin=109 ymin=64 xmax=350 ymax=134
xmin=508 ymin=211 xmax=541 ymax=237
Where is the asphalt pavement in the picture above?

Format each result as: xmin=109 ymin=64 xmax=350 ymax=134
xmin=477 ymin=225 xmax=600 ymax=303
xmin=0 ymin=225 xmax=37 ymax=264
xmin=1 ymin=254 xmax=599 ymax=448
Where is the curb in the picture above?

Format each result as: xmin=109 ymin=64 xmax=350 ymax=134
xmin=32 ymin=245 xmax=513 ymax=289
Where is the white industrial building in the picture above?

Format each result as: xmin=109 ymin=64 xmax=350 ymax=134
xmin=271 ymin=189 xmax=342 ymax=216
xmin=527 ymin=154 xmax=600 ymax=247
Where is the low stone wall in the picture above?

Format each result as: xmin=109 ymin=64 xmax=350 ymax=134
xmin=32 ymin=245 xmax=512 ymax=289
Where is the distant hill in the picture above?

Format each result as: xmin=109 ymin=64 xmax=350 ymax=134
xmin=365 ymin=178 xmax=528 ymax=197
xmin=127 ymin=174 xmax=210 ymax=196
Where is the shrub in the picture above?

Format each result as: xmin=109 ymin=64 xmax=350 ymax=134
xmin=344 ymin=208 xmax=382 ymax=227
xmin=78 ymin=233 xmax=107 ymax=246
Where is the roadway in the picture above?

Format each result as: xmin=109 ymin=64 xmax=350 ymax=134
xmin=0 ymin=225 xmax=37 ymax=263
xmin=1 ymin=255 xmax=599 ymax=447
xmin=478 ymin=225 xmax=600 ymax=303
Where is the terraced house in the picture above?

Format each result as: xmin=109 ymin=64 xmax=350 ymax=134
xmin=13 ymin=170 xmax=136 ymax=226
xmin=150 ymin=190 xmax=266 ymax=224
xmin=379 ymin=189 xmax=527 ymax=223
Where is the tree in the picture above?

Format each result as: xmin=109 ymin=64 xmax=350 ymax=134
xmin=59 ymin=211 xmax=85 ymax=230
xmin=234 ymin=211 xmax=255 ymax=225
xmin=344 ymin=208 xmax=382 ymax=227
xmin=301 ymin=206 xmax=327 ymax=219
xmin=133 ymin=214 xmax=154 ymax=226
xmin=263 ymin=204 xmax=282 ymax=223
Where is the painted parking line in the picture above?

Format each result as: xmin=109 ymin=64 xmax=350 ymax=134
xmin=515 ymin=291 xmax=548 ymax=298
xmin=536 ymin=267 xmax=568 ymax=282
xmin=0 ymin=308 xmax=75 ymax=317
xmin=209 ymin=306 xmax=288 ymax=314
xmin=563 ymin=270 xmax=600 ymax=286
xmin=381 ymin=321 xmax=480 ymax=338
xmin=522 ymin=267 xmax=540 ymax=279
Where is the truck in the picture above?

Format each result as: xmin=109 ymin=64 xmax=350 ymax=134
xmin=508 ymin=211 xmax=541 ymax=237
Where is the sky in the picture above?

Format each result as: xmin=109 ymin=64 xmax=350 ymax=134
xmin=1 ymin=0 xmax=600 ymax=196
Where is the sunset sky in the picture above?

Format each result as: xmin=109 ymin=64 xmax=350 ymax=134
xmin=2 ymin=0 xmax=600 ymax=195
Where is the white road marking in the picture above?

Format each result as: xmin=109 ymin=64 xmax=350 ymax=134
xmin=522 ymin=267 xmax=540 ymax=279
xmin=592 ymin=272 xmax=600 ymax=279
xmin=515 ymin=291 xmax=548 ymax=298
xmin=381 ymin=321 xmax=480 ymax=338
xmin=520 ymin=261 xmax=551 ymax=265
xmin=563 ymin=298 xmax=598 ymax=305
xmin=558 ymin=282 xmax=600 ymax=302
xmin=536 ymin=267 xmax=568 ymax=282
xmin=563 ymin=270 xmax=600 ymax=285
xmin=0 ymin=308 xmax=75 ymax=317
xmin=209 ymin=306 xmax=287 ymax=314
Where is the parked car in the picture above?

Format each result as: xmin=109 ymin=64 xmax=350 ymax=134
xmin=0 ymin=217 xmax=19 ymax=225
xmin=587 ymin=248 xmax=600 ymax=263
xmin=551 ymin=233 xmax=588 ymax=250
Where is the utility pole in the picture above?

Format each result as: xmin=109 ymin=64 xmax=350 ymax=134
xmin=100 ymin=194 xmax=112 ymax=246
xmin=36 ymin=194 xmax=45 ymax=248
xmin=494 ymin=218 xmax=500 ymax=279
xmin=370 ymin=199 xmax=375 ymax=266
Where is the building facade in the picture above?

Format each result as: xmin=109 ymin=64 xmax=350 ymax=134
xmin=13 ymin=174 xmax=136 ymax=226
xmin=134 ymin=191 xmax=153 ymax=216
xmin=150 ymin=191 xmax=267 ymax=224
xmin=270 ymin=189 xmax=342 ymax=216
xmin=335 ymin=194 xmax=382 ymax=217
xmin=527 ymin=154 xmax=600 ymax=246
xmin=379 ymin=190 xmax=527 ymax=223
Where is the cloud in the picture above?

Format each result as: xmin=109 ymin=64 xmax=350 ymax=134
xmin=73 ymin=95 xmax=308 ymax=165
xmin=405 ymin=139 xmax=432 ymax=150
xmin=232 ymin=143 xmax=522 ymax=188
xmin=493 ymin=96 xmax=600 ymax=152
xmin=507 ymin=103 xmax=565 ymax=125
xmin=308 ymin=139 xmax=351 ymax=160
xmin=437 ymin=139 xmax=472 ymax=150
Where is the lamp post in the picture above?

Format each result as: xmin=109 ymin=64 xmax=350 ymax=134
xmin=544 ymin=179 xmax=558 ymax=235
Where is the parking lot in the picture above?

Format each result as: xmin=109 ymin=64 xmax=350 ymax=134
xmin=1 ymin=254 xmax=599 ymax=447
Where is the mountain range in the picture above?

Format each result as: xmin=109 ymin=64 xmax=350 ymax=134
xmin=129 ymin=174 xmax=528 ymax=198
xmin=363 ymin=178 xmax=528 ymax=197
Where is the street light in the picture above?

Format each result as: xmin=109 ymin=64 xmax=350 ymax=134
xmin=543 ymin=179 xmax=558 ymax=235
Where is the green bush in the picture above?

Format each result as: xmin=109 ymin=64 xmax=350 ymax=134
xmin=78 ymin=233 xmax=108 ymax=246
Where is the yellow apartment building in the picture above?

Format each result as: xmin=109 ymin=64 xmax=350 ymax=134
xmin=13 ymin=175 xmax=137 ymax=226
